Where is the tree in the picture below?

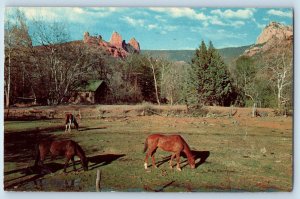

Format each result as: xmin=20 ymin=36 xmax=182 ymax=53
xmin=160 ymin=61 xmax=190 ymax=105
xmin=146 ymin=56 xmax=161 ymax=105
xmin=4 ymin=8 xmax=32 ymax=107
xmin=30 ymin=19 xmax=89 ymax=105
xmin=189 ymin=40 xmax=235 ymax=106
xmin=264 ymin=43 xmax=293 ymax=109
xmin=235 ymin=56 xmax=258 ymax=104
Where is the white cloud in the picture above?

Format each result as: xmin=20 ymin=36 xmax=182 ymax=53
xmin=147 ymin=24 xmax=158 ymax=30
xmin=17 ymin=7 xmax=123 ymax=23
xmin=231 ymin=20 xmax=245 ymax=27
xmin=149 ymin=7 xmax=207 ymax=21
xmin=267 ymin=9 xmax=293 ymax=18
xmin=211 ymin=8 xmax=255 ymax=19
xmin=252 ymin=18 xmax=266 ymax=29
xmin=210 ymin=17 xmax=226 ymax=26
xmin=19 ymin=7 xmax=60 ymax=20
xmin=203 ymin=21 xmax=209 ymax=27
xmin=164 ymin=25 xmax=178 ymax=31
xmin=121 ymin=16 xmax=144 ymax=27
xmin=154 ymin=15 xmax=167 ymax=22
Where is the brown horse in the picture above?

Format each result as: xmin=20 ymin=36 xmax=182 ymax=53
xmin=34 ymin=140 xmax=88 ymax=173
xmin=143 ymin=134 xmax=195 ymax=171
xmin=65 ymin=113 xmax=79 ymax=132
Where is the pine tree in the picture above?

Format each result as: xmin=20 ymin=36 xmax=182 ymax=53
xmin=189 ymin=40 xmax=235 ymax=106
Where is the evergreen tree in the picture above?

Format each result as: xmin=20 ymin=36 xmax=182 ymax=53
xmin=188 ymin=40 xmax=235 ymax=106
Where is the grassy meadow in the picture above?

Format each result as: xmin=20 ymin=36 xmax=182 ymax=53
xmin=4 ymin=108 xmax=293 ymax=192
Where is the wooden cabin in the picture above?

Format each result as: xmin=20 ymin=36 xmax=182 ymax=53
xmin=71 ymin=80 xmax=109 ymax=104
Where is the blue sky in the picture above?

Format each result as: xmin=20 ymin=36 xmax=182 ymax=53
xmin=7 ymin=7 xmax=293 ymax=50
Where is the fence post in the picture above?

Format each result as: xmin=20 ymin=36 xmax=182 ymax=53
xmin=96 ymin=169 xmax=101 ymax=192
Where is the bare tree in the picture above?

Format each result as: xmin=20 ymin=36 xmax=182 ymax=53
xmin=4 ymin=8 xmax=32 ymax=107
xmin=265 ymin=50 xmax=293 ymax=109
xmin=31 ymin=19 xmax=87 ymax=104
xmin=160 ymin=61 xmax=188 ymax=105
xmin=146 ymin=56 xmax=160 ymax=105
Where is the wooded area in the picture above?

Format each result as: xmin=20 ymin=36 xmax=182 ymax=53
xmin=4 ymin=9 xmax=293 ymax=113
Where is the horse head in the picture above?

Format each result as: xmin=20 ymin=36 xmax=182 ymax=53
xmin=188 ymin=155 xmax=196 ymax=169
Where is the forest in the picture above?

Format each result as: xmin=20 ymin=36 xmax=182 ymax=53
xmin=4 ymin=9 xmax=293 ymax=113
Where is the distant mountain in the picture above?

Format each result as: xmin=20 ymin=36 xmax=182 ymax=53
xmin=142 ymin=45 xmax=251 ymax=65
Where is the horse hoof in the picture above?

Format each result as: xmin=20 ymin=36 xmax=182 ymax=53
xmin=176 ymin=168 xmax=182 ymax=171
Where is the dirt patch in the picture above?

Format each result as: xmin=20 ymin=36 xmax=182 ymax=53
xmin=4 ymin=105 xmax=283 ymax=120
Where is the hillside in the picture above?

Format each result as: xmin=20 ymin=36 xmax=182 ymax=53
xmin=142 ymin=45 xmax=251 ymax=65
xmin=243 ymin=22 xmax=293 ymax=57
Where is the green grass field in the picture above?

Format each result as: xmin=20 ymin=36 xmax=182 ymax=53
xmin=4 ymin=114 xmax=293 ymax=192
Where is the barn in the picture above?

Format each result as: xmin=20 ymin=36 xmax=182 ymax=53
xmin=71 ymin=80 xmax=109 ymax=104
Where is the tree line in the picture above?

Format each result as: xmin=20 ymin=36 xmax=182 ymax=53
xmin=4 ymin=9 xmax=293 ymax=112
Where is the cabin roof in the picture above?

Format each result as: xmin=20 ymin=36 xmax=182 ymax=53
xmin=76 ymin=80 xmax=104 ymax=92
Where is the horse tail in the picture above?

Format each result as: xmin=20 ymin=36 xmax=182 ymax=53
xmin=34 ymin=143 xmax=40 ymax=167
xmin=143 ymin=137 xmax=148 ymax=153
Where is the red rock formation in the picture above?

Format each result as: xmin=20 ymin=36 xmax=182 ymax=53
xmin=83 ymin=31 xmax=139 ymax=58
xmin=256 ymin=22 xmax=293 ymax=45
xmin=129 ymin=38 xmax=140 ymax=52
xmin=109 ymin=31 xmax=123 ymax=47
xmin=243 ymin=22 xmax=293 ymax=57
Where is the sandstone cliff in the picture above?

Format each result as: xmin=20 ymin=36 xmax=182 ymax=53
xmin=83 ymin=31 xmax=140 ymax=58
xmin=243 ymin=22 xmax=293 ymax=57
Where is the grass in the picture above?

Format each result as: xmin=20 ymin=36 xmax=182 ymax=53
xmin=4 ymin=114 xmax=293 ymax=192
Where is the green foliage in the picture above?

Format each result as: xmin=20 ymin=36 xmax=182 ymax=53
xmin=141 ymin=45 xmax=251 ymax=65
xmin=122 ymin=53 xmax=157 ymax=103
xmin=188 ymin=40 xmax=236 ymax=106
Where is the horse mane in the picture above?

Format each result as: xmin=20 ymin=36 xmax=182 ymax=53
xmin=73 ymin=141 xmax=86 ymax=159
xmin=179 ymin=136 xmax=193 ymax=157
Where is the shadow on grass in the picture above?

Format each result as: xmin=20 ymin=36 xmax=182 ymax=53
xmin=79 ymin=126 xmax=108 ymax=131
xmin=155 ymin=150 xmax=210 ymax=169
xmin=144 ymin=180 xmax=175 ymax=192
xmin=88 ymin=154 xmax=126 ymax=170
xmin=4 ymin=162 xmax=64 ymax=190
xmin=4 ymin=126 xmax=63 ymax=163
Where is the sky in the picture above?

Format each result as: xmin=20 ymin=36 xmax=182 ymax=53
xmin=6 ymin=7 xmax=293 ymax=50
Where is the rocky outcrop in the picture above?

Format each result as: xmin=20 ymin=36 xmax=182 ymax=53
xmin=243 ymin=22 xmax=293 ymax=57
xmin=256 ymin=22 xmax=293 ymax=45
xmin=129 ymin=38 xmax=140 ymax=52
xmin=83 ymin=31 xmax=140 ymax=58
xmin=109 ymin=31 xmax=123 ymax=47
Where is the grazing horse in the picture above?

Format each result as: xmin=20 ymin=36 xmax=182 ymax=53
xmin=65 ymin=113 xmax=79 ymax=132
xmin=143 ymin=134 xmax=195 ymax=171
xmin=34 ymin=140 xmax=88 ymax=173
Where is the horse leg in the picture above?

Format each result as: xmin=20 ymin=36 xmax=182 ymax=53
xmin=71 ymin=156 xmax=77 ymax=171
xmin=68 ymin=120 xmax=71 ymax=132
xmin=151 ymin=154 xmax=157 ymax=168
xmin=65 ymin=124 xmax=68 ymax=132
xmin=144 ymin=148 xmax=156 ymax=169
xmin=169 ymin=153 xmax=176 ymax=169
xmin=176 ymin=152 xmax=182 ymax=171
xmin=144 ymin=151 xmax=150 ymax=169
xmin=63 ymin=157 xmax=71 ymax=173
xmin=150 ymin=148 xmax=158 ymax=168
